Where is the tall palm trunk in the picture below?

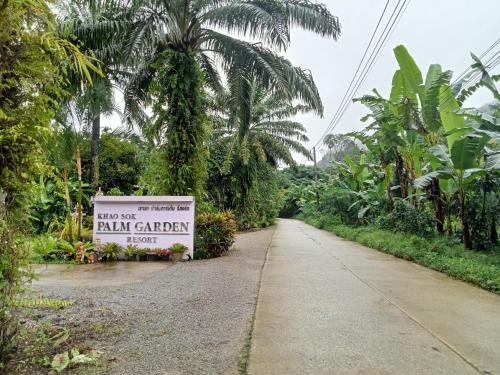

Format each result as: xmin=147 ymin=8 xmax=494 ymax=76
xmin=76 ymin=145 xmax=83 ymax=239
xmin=156 ymin=50 xmax=207 ymax=198
xmin=90 ymin=114 xmax=100 ymax=189
xmin=384 ymin=165 xmax=393 ymax=212
xmin=386 ymin=183 xmax=393 ymax=212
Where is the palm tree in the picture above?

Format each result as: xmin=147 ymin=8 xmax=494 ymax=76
xmin=81 ymin=0 xmax=340 ymax=197
xmin=210 ymin=78 xmax=311 ymax=214
xmin=58 ymin=0 xmax=124 ymax=189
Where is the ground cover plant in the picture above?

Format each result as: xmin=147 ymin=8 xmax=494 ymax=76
xmin=4 ymin=295 xmax=117 ymax=374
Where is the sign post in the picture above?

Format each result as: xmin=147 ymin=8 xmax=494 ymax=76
xmin=92 ymin=196 xmax=195 ymax=259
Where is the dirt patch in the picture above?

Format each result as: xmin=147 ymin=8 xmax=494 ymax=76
xmin=5 ymin=297 xmax=122 ymax=374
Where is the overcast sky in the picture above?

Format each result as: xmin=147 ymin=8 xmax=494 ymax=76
xmin=286 ymin=0 xmax=500 ymax=158
xmin=102 ymin=0 xmax=500 ymax=161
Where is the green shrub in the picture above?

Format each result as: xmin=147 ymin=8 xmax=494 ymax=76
xmin=319 ymin=187 xmax=359 ymax=225
xmin=30 ymin=236 xmax=79 ymax=263
xmin=170 ymin=243 xmax=188 ymax=253
xmin=195 ymin=211 xmax=237 ymax=259
xmin=125 ymin=244 xmax=139 ymax=258
xmin=107 ymin=187 xmax=124 ymax=196
xmin=102 ymin=242 xmax=122 ymax=260
xmin=80 ymin=227 xmax=93 ymax=242
xmin=377 ymin=200 xmax=435 ymax=237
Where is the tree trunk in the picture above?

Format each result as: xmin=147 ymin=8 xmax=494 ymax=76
xmin=490 ymin=216 xmax=498 ymax=244
xmin=156 ymin=50 xmax=206 ymax=198
xmin=90 ymin=114 xmax=100 ymax=190
xmin=430 ymin=178 xmax=445 ymax=234
xmin=459 ymin=192 xmax=472 ymax=250
xmin=63 ymin=170 xmax=73 ymax=240
xmin=396 ymin=154 xmax=407 ymax=199
xmin=446 ymin=207 xmax=453 ymax=236
xmin=386 ymin=183 xmax=393 ymax=212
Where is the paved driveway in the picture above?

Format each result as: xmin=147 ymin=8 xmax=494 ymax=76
xmin=248 ymin=219 xmax=500 ymax=375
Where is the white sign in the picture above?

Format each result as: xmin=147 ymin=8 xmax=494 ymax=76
xmin=92 ymin=196 xmax=195 ymax=259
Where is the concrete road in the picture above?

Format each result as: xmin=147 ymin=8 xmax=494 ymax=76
xmin=248 ymin=219 xmax=500 ymax=375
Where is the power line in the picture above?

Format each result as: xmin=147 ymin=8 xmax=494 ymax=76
xmin=324 ymin=0 xmax=410 ymax=141
xmin=451 ymin=38 xmax=500 ymax=85
xmin=313 ymin=0 xmax=410 ymax=149
xmin=440 ymin=46 xmax=500 ymax=108
xmin=313 ymin=0 xmax=391 ymax=149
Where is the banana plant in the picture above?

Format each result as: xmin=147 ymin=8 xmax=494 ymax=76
xmin=438 ymin=178 xmax=458 ymax=235
xmin=415 ymin=135 xmax=499 ymax=249
xmin=392 ymin=45 xmax=455 ymax=230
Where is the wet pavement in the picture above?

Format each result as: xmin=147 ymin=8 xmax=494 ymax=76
xmin=248 ymin=219 xmax=500 ymax=375
xmin=31 ymin=262 xmax=168 ymax=287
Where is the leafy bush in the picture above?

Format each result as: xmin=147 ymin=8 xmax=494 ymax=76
xmin=170 ymin=243 xmax=188 ymax=253
xmin=319 ymin=187 xmax=359 ymax=225
xmin=30 ymin=236 xmax=78 ymax=263
xmin=107 ymin=187 xmax=124 ymax=196
xmin=195 ymin=211 xmax=237 ymax=259
xmin=102 ymin=242 xmax=122 ymax=260
xmin=377 ymin=200 xmax=435 ymax=237
xmin=124 ymin=244 xmax=139 ymax=259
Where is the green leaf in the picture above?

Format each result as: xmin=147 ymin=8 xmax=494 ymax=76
xmin=439 ymin=84 xmax=466 ymax=149
xmin=439 ymin=178 xmax=457 ymax=195
xmin=471 ymin=53 xmax=500 ymax=101
xmin=463 ymin=168 xmax=485 ymax=183
xmin=393 ymin=45 xmax=423 ymax=97
xmin=390 ymin=70 xmax=403 ymax=103
xmin=51 ymin=352 xmax=70 ymax=372
xmin=51 ymin=329 xmax=70 ymax=348
xmin=484 ymin=152 xmax=500 ymax=170
xmin=424 ymin=64 xmax=442 ymax=91
xmin=422 ymin=66 xmax=451 ymax=132
xmin=358 ymin=205 xmax=370 ymax=219
xmin=414 ymin=169 xmax=453 ymax=189
xmin=450 ymin=134 xmax=487 ymax=170
xmin=430 ymin=144 xmax=452 ymax=165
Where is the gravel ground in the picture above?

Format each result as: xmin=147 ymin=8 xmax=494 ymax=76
xmin=29 ymin=227 xmax=274 ymax=375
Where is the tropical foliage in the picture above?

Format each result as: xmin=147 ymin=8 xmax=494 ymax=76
xmin=290 ymin=45 xmax=499 ymax=255
xmin=0 ymin=0 xmax=100 ymax=365
xmin=207 ymin=78 xmax=311 ymax=226
xmin=70 ymin=0 xmax=340 ymax=198
xmin=0 ymin=0 xmax=340 ymax=367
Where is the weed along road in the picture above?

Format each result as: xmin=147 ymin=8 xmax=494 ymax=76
xmin=247 ymin=219 xmax=500 ymax=375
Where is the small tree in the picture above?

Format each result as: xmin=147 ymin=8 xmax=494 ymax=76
xmin=0 ymin=0 xmax=98 ymax=363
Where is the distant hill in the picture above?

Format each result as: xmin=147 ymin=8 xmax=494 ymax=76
xmin=317 ymin=140 xmax=361 ymax=169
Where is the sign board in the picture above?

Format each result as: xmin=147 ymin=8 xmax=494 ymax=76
xmin=92 ymin=196 xmax=195 ymax=259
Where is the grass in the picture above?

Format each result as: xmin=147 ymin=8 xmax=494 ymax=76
xmin=298 ymin=213 xmax=500 ymax=294
xmin=14 ymin=298 xmax=74 ymax=309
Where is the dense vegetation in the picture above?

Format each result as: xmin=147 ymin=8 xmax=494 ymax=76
xmin=2 ymin=0 xmax=499 ymax=370
xmin=283 ymin=46 xmax=500 ymax=292
xmin=0 ymin=0 xmax=340 ymax=368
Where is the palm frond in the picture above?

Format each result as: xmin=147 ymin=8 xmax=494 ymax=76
xmin=203 ymin=30 xmax=323 ymax=114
